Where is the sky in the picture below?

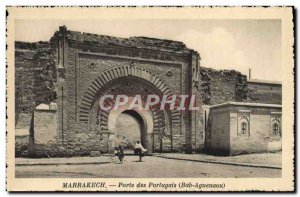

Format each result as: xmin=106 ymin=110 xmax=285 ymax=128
xmin=15 ymin=19 xmax=282 ymax=81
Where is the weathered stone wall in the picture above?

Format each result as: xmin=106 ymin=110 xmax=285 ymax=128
xmin=200 ymin=67 xmax=248 ymax=106
xmin=32 ymin=109 xmax=58 ymax=144
xmin=15 ymin=135 xmax=29 ymax=157
xmin=29 ymin=109 xmax=58 ymax=157
xmin=15 ymin=113 xmax=31 ymax=157
xmin=28 ymin=106 xmax=108 ymax=157
xmin=200 ymin=67 xmax=281 ymax=106
xmin=15 ymin=41 xmax=57 ymax=124
xmin=15 ymin=41 xmax=58 ymax=157
xmin=247 ymin=80 xmax=282 ymax=104
xmin=15 ymin=42 xmax=38 ymax=120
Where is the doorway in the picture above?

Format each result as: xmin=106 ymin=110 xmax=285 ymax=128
xmin=115 ymin=110 xmax=147 ymax=150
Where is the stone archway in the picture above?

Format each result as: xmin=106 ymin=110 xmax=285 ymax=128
xmin=108 ymin=106 xmax=153 ymax=152
xmin=118 ymin=110 xmax=147 ymax=147
xmin=78 ymin=65 xmax=182 ymax=153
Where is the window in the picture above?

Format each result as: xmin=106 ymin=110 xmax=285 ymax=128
xmin=270 ymin=114 xmax=281 ymax=137
xmin=239 ymin=120 xmax=249 ymax=135
xmin=273 ymin=123 xmax=279 ymax=135
xmin=241 ymin=122 xmax=247 ymax=134
xmin=271 ymin=121 xmax=281 ymax=137
xmin=238 ymin=111 xmax=250 ymax=136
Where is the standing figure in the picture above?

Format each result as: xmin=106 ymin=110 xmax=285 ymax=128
xmin=117 ymin=145 xmax=124 ymax=164
xmin=134 ymin=140 xmax=147 ymax=162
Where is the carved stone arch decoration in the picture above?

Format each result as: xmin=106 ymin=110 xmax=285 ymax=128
xmin=78 ymin=65 xmax=181 ymax=134
xmin=270 ymin=116 xmax=281 ymax=136
xmin=237 ymin=111 xmax=250 ymax=136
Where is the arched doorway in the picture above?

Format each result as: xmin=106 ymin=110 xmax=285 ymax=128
xmin=107 ymin=105 xmax=153 ymax=153
xmin=79 ymin=66 xmax=182 ymax=153
xmin=115 ymin=110 xmax=147 ymax=150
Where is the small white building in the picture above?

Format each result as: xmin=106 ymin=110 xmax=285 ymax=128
xmin=205 ymin=102 xmax=282 ymax=155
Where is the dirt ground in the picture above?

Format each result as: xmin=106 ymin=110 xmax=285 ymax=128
xmin=15 ymin=155 xmax=281 ymax=178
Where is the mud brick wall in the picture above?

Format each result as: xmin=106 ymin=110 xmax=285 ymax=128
xmin=172 ymin=135 xmax=185 ymax=152
xmin=15 ymin=41 xmax=57 ymax=125
xmin=29 ymin=109 xmax=109 ymax=157
xmin=28 ymin=109 xmax=57 ymax=157
xmin=200 ymin=67 xmax=248 ymax=105
xmin=15 ymin=113 xmax=32 ymax=157
xmin=247 ymin=82 xmax=282 ymax=104
xmin=32 ymin=110 xmax=58 ymax=144
xmin=199 ymin=67 xmax=281 ymax=106
xmin=15 ymin=42 xmax=37 ymax=121
xmin=32 ymin=42 xmax=57 ymax=106
xmin=15 ymin=136 xmax=29 ymax=157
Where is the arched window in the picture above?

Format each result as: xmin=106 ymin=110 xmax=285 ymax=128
xmin=270 ymin=115 xmax=281 ymax=137
xmin=241 ymin=122 xmax=247 ymax=134
xmin=239 ymin=120 xmax=249 ymax=135
xmin=272 ymin=122 xmax=280 ymax=136
xmin=238 ymin=111 xmax=250 ymax=136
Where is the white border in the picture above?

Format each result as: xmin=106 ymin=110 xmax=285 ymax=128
xmin=1 ymin=1 xmax=297 ymax=196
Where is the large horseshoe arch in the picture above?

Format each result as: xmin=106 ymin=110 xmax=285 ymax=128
xmin=78 ymin=65 xmax=181 ymax=153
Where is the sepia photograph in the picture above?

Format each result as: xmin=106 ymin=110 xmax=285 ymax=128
xmin=6 ymin=6 xmax=294 ymax=192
